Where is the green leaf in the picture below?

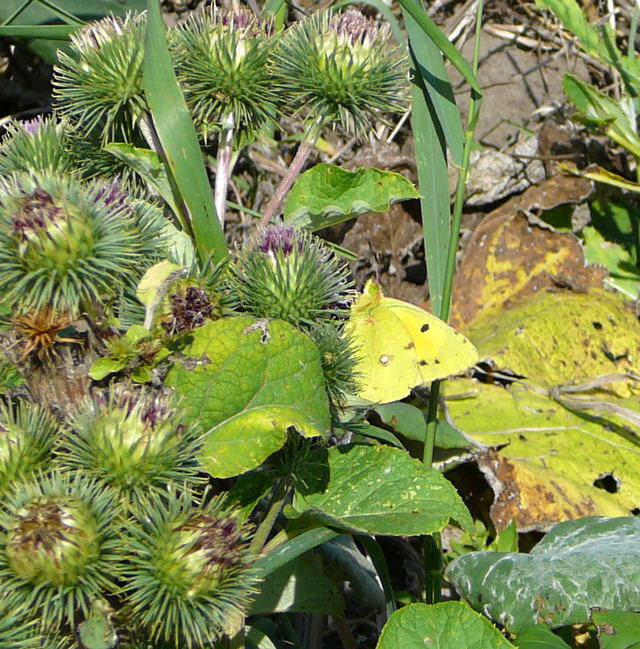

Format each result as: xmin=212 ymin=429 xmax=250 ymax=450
xmin=582 ymin=226 xmax=640 ymax=299
xmin=512 ymin=625 xmax=572 ymax=649
xmin=249 ymin=554 xmax=345 ymax=615
xmin=88 ymin=358 xmax=126 ymax=381
xmin=396 ymin=0 xmax=481 ymax=96
xmin=165 ymin=317 xmax=330 ymax=478
xmin=376 ymin=601 xmax=516 ymax=649
xmin=283 ymin=164 xmax=419 ymax=230
xmin=446 ymin=517 xmax=640 ymax=632
xmin=562 ymin=75 xmax=640 ymax=159
xmin=405 ymin=25 xmax=455 ymax=318
xmin=591 ymin=609 xmax=640 ymax=649
xmin=535 ymin=0 xmax=609 ymax=59
xmin=374 ymin=402 xmax=471 ymax=448
xmin=288 ymin=444 xmax=472 ymax=535
xmin=144 ymin=0 xmax=227 ymax=263
xmin=254 ymin=528 xmax=341 ymax=577
xmin=104 ymin=143 xmax=183 ymax=222
xmin=246 ymin=626 xmax=278 ymax=649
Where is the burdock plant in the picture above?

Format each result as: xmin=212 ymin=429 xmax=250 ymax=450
xmin=0 ymin=401 xmax=59 ymax=496
xmin=0 ymin=470 xmax=123 ymax=629
xmin=173 ymin=6 xmax=277 ymax=224
xmin=58 ymin=386 xmax=204 ymax=501
xmin=0 ymin=173 xmax=156 ymax=313
xmin=123 ymin=490 xmax=257 ymax=649
xmin=261 ymin=7 xmax=409 ymax=223
xmin=53 ymin=13 xmax=147 ymax=143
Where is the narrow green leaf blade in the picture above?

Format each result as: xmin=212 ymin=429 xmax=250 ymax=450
xmin=398 ymin=0 xmax=481 ymax=96
xmin=143 ymin=0 xmax=227 ymax=262
xmin=254 ymin=528 xmax=341 ymax=576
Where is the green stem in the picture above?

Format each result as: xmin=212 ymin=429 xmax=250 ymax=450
xmin=423 ymin=0 xmax=483 ymax=604
xmin=248 ymin=478 xmax=290 ymax=556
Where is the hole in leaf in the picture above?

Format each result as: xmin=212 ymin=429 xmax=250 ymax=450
xmin=593 ymin=473 xmax=620 ymax=493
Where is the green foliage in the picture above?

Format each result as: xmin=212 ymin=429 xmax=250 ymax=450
xmin=376 ymin=601 xmax=516 ymax=649
xmin=284 ymin=163 xmax=420 ymax=229
xmin=591 ymin=609 xmax=640 ymax=649
xmin=446 ymin=517 xmax=640 ymax=632
xmin=165 ymin=316 xmax=331 ymax=478
xmin=289 ymin=444 xmax=473 ymax=535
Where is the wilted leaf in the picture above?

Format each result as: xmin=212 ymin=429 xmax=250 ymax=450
xmin=376 ymin=601 xmax=515 ymax=649
xmin=446 ymin=516 xmax=640 ymax=632
xmin=592 ymin=609 xmax=640 ymax=649
xmin=288 ymin=444 xmax=472 ymax=535
xmin=284 ymin=164 xmax=419 ymax=230
xmin=451 ymin=174 xmax=600 ymax=329
xmin=466 ymin=289 xmax=640 ymax=395
xmin=166 ymin=317 xmax=330 ymax=478
xmin=444 ymin=379 xmax=640 ymax=531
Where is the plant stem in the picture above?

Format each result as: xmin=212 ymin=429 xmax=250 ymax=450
xmin=259 ymin=122 xmax=322 ymax=227
xmin=422 ymin=0 xmax=484 ymax=603
xmin=215 ymin=113 xmax=235 ymax=227
xmin=248 ymin=478 xmax=290 ymax=556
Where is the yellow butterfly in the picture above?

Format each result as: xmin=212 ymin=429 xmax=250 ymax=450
xmin=345 ymin=280 xmax=478 ymax=403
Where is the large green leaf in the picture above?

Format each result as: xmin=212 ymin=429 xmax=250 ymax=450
xmin=288 ymin=444 xmax=472 ymax=535
xmin=249 ymin=554 xmax=345 ymax=615
xmin=592 ymin=609 xmax=640 ymax=649
xmin=165 ymin=317 xmax=330 ymax=478
xmin=446 ymin=517 xmax=640 ymax=632
xmin=283 ymin=164 xmax=419 ymax=230
xmin=376 ymin=601 xmax=515 ymax=649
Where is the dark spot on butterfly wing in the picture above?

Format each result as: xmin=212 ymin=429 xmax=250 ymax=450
xmin=404 ymin=342 xmax=415 ymax=350
xmin=420 ymin=323 xmax=430 ymax=332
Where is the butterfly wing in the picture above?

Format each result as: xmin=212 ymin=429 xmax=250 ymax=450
xmin=345 ymin=300 xmax=423 ymax=403
xmin=382 ymin=297 xmax=478 ymax=383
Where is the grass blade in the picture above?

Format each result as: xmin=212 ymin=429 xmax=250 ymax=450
xmin=254 ymin=528 xmax=341 ymax=577
xmin=398 ymin=0 xmax=481 ymax=95
xmin=0 ymin=24 xmax=76 ymax=38
xmin=143 ymin=0 xmax=227 ymax=263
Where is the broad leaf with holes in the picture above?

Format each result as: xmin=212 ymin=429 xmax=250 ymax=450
xmin=287 ymin=444 xmax=472 ymax=535
xmin=166 ymin=317 xmax=330 ymax=478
